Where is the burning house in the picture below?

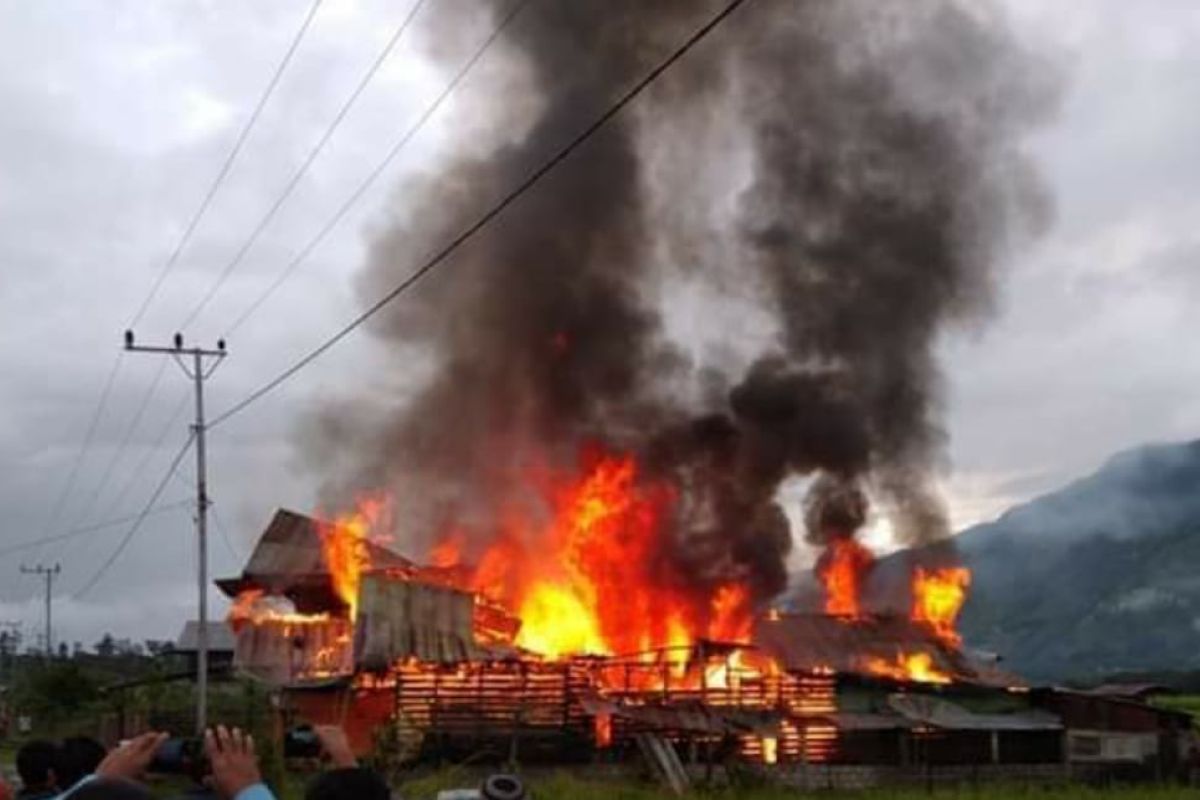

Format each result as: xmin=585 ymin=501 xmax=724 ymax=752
xmin=218 ymin=501 xmax=1162 ymax=785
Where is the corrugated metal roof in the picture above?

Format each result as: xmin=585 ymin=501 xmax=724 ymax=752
xmin=888 ymin=694 xmax=1062 ymax=731
xmin=354 ymin=574 xmax=480 ymax=667
xmin=754 ymin=613 xmax=964 ymax=678
xmin=1087 ymin=683 xmax=1174 ymax=699
xmin=216 ymin=508 xmax=415 ymax=607
xmin=244 ymin=508 xmax=413 ymax=578
xmin=175 ymin=621 xmax=236 ymax=652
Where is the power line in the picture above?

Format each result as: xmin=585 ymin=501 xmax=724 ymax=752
xmin=31 ymin=0 xmax=323 ymax=578
xmin=31 ymin=349 xmax=124 ymax=564
xmin=129 ymin=0 xmax=327 ymax=329
xmin=0 ymin=502 xmax=192 ymax=560
xmin=223 ymin=0 xmax=534 ymax=338
xmin=72 ymin=433 xmax=196 ymax=600
xmin=210 ymin=503 xmax=244 ymax=568
xmin=41 ymin=387 xmax=191 ymax=568
xmin=180 ymin=0 xmax=430 ymax=330
xmin=69 ymin=358 xmax=170 ymax=530
xmin=170 ymin=458 xmax=241 ymax=567
xmin=210 ymin=0 xmax=748 ymax=430
xmin=97 ymin=388 xmax=192 ymax=525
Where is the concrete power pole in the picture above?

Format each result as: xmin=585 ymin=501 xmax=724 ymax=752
xmin=20 ymin=564 xmax=60 ymax=656
xmin=124 ymin=330 xmax=225 ymax=734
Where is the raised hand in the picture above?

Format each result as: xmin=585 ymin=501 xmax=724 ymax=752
xmin=96 ymin=732 xmax=169 ymax=781
xmin=205 ymin=726 xmax=263 ymax=800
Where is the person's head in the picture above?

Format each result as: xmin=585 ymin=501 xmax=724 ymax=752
xmin=16 ymin=740 xmax=58 ymax=791
xmin=56 ymin=737 xmax=107 ymax=789
xmin=305 ymin=767 xmax=389 ymax=800
xmin=63 ymin=777 xmax=155 ymax=800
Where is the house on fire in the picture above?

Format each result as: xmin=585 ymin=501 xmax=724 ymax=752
xmin=216 ymin=508 xmax=1195 ymax=786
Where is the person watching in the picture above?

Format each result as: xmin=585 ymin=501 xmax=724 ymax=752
xmin=16 ymin=740 xmax=59 ymax=800
xmin=54 ymin=738 xmax=107 ymax=793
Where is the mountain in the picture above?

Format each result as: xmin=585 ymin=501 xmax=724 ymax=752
xmin=889 ymin=440 xmax=1200 ymax=683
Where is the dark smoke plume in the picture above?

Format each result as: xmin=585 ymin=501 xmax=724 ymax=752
xmin=301 ymin=0 xmax=1055 ymax=608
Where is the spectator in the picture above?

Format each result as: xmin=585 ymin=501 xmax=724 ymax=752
xmin=54 ymin=732 xmax=165 ymax=800
xmin=55 ymin=738 xmax=106 ymax=792
xmin=16 ymin=740 xmax=58 ymax=800
xmin=204 ymin=726 xmax=274 ymax=800
xmin=304 ymin=726 xmax=388 ymax=800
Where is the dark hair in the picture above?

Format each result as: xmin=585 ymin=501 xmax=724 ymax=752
xmin=16 ymin=739 xmax=58 ymax=789
xmin=56 ymin=737 xmax=108 ymax=789
xmin=305 ymin=767 xmax=390 ymax=800
xmin=66 ymin=777 xmax=155 ymax=800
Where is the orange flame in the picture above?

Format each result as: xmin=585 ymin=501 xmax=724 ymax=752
xmin=818 ymin=538 xmax=874 ymax=618
xmin=429 ymin=528 xmax=465 ymax=569
xmin=317 ymin=495 xmax=390 ymax=621
xmin=865 ymin=651 xmax=952 ymax=684
xmin=466 ymin=449 xmax=754 ymax=660
xmin=911 ymin=566 xmax=971 ymax=647
xmin=226 ymin=589 xmax=332 ymax=630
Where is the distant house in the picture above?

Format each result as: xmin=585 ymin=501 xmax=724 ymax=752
xmin=172 ymin=620 xmax=236 ymax=673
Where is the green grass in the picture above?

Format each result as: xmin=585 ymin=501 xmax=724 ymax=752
xmin=1153 ymin=693 xmax=1200 ymax=724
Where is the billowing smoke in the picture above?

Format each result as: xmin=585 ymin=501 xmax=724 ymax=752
xmin=301 ymin=0 xmax=1055 ymax=609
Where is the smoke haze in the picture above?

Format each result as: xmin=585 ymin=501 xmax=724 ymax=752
xmin=301 ymin=0 xmax=1056 ymax=608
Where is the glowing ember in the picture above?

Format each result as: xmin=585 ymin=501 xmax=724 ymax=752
xmin=817 ymin=538 xmax=874 ymax=618
xmin=911 ymin=566 xmax=971 ymax=646
xmin=594 ymin=713 xmax=613 ymax=748
xmin=865 ymin=651 xmax=952 ymax=685
xmin=317 ymin=495 xmax=390 ymax=620
xmin=761 ymin=735 xmax=779 ymax=765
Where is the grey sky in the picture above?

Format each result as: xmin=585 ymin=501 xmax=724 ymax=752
xmin=0 ymin=0 xmax=1197 ymax=648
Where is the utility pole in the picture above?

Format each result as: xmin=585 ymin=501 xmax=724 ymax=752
xmin=124 ymin=330 xmax=225 ymax=734
xmin=20 ymin=564 xmax=60 ymax=656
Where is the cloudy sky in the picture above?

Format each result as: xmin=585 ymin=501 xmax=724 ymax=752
xmin=1 ymin=0 xmax=1198 ymax=649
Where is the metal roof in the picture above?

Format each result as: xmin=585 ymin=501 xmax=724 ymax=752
xmin=754 ymin=613 xmax=965 ymax=679
xmin=888 ymin=693 xmax=1062 ymax=731
xmin=1087 ymin=683 xmax=1175 ymax=699
xmin=175 ymin=621 xmax=236 ymax=653
xmin=215 ymin=508 xmax=415 ymax=608
xmin=354 ymin=574 xmax=481 ymax=667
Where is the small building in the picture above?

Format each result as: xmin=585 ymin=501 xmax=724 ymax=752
xmin=1031 ymin=687 xmax=1195 ymax=782
xmin=173 ymin=620 xmax=236 ymax=673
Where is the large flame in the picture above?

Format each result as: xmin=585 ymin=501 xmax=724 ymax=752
xmin=911 ymin=566 xmax=971 ymax=647
xmin=317 ymin=495 xmax=390 ymax=621
xmin=817 ymin=538 xmax=874 ymax=618
xmin=865 ymin=652 xmax=951 ymax=685
xmin=434 ymin=449 xmax=754 ymax=660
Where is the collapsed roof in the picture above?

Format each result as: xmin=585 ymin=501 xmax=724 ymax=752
xmin=754 ymin=613 xmax=1024 ymax=688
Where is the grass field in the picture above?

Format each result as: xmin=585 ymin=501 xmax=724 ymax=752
xmin=395 ymin=772 xmax=1200 ymax=800
xmin=1153 ymin=693 xmax=1200 ymax=724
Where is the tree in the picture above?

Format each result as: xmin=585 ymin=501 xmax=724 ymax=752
xmin=95 ymin=633 xmax=116 ymax=658
xmin=57 ymin=642 xmax=68 ymax=660
xmin=14 ymin=661 xmax=100 ymax=722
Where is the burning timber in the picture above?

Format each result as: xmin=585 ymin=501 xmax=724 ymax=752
xmin=217 ymin=508 xmax=1195 ymax=785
